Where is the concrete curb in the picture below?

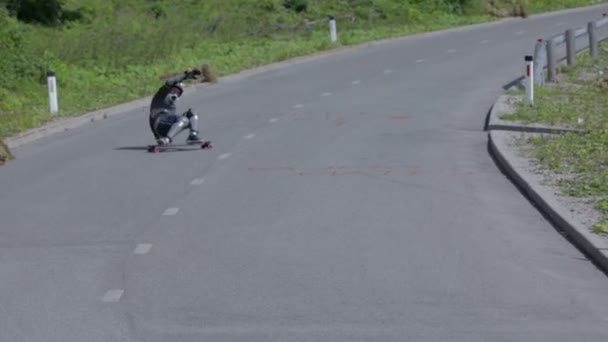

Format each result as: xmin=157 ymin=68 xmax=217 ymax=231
xmin=486 ymin=94 xmax=585 ymax=134
xmin=488 ymin=130 xmax=608 ymax=275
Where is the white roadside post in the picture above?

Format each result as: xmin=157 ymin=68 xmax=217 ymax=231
xmin=525 ymin=55 xmax=534 ymax=104
xmin=47 ymin=71 xmax=58 ymax=114
xmin=329 ymin=15 xmax=337 ymax=43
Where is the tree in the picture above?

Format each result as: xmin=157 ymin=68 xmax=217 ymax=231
xmin=5 ymin=0 xmax=64 ymax=26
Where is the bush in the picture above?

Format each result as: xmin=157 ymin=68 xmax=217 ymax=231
xmin=5 ymin=0 xmax=63 ymax=26
xmin=0 ymin=8 xmax=46 ymax=89
xmin=283 ymin=0 xmax=307 ymax=13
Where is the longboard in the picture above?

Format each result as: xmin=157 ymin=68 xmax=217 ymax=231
xmin=147 ymin=140 xmax=212 ymax=153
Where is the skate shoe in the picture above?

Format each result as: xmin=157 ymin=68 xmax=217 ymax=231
xmin=186 ymin=131 xmax=203 ymax=144
xmin=156 ymin=137 xmax=171 ymax=145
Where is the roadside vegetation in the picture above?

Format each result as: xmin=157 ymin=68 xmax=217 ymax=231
xmin=502 ymin=40 xmax=608 ymax=235
xmin=0 ymin=0 xmax=604 ymax=146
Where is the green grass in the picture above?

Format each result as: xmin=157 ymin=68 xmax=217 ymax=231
xmin=505 ymin=41 xmax=608 ymax=235
xmin=0 ymin=0 xmax=606 ymax=142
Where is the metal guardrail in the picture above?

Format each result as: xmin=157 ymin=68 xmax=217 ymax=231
xmin=535 ymin=14 xmax=608 ymax=83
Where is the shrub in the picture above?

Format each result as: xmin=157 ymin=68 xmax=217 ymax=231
xmin=283 ymin=0 xmax=307 ymax=13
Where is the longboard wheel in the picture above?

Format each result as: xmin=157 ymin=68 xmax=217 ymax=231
xmin=148 ymin=145 xmax=160 ymax=153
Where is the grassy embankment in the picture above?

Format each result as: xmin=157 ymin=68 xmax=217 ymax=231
xmin=0 ymin=0 xmax=604 ymax=157
xmin=502 ymin=39 xmax=608 ymax=235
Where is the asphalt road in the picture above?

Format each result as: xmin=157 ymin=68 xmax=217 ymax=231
xmin=2 ymin=6 xmax=608 ymax=342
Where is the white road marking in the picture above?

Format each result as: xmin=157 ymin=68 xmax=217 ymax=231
xmin=134 ymin=244 xmax=153 ymax=255
xmin=481 ymin=40 xmax=490 ymax=44
xmin=383 ymin=69 xmax=393 ymax=74
xmin=447 ymin=49 xmax=456 ymax=54
xmin=102 ymin=289 xmax=124 ymax=302
xmin=416 ymin=59 xmax=425 ymax=63
xmin=218 ymin=153 xmax=231 ymax=160
xmin=321 ymin=92 xmax=332 ymax=97
xmin=244 ymin=133 xmax=256 ymax=140
xmin=352 ymin=80 xmax=361 ymax=85
xmin=269 ymin=118 xmax=279 ymax=123
xmin=556 ymin=22 xmax=565 ymax=27
xmin=516 ymin=31 xmax=525 ymax=35
xmin=163 ymin=207 xmax=179 ymax=216
xmin=190 ymin=178 xmax=205 ymax=185
xmin=293 ymin=104 xmax=304 ymax=109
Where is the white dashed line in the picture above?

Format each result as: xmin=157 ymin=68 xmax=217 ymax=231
xmin=447 ymin=49 xmax=456 ymax=54
xmin=218 ymin=153 xmax=231 ymax=160
xmin=134 ymin=244 xmax=153 ymax=255
xmin=481 ymin=40 xmax=490 ymax=44
xmin=321 ymin=92 xmax=332 ymax=97
xmin=416 ymin=59 xmax=425 ymax=63
xmin=269 ymin=117 xmax=279 ymax=123
xmin=383 ymin=69 xmax=393 ymax=74
xmin=352 ymin=80 xmax=361 ymax=85
xmin=293 ymin=104 xmax=304 ymax=109
xmin=163 ymin=207 xmax=179 ymax=216
xmin=244 ymin=133 xmax=256 ymax=140
xmin=190 ymin=178 xmax=205 ymax=185
xmin=516 ymin=31 xmax=525 ymax=35
xmin=102 ymin=289 xmax=124 ymax=303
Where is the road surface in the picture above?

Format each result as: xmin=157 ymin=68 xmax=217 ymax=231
xmin=2 ymin=5 xmax=608 ymax=342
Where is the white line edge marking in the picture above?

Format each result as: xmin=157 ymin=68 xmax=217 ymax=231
xmin=134 ymin=244 xmax=153 ymax=255
xmin=190 ymin=178 xmax=205 ymax=185
xmin=293 ymin=104 xmax=304 ymax=109
xmin=383 ymin=69 xmax=393 ymax=74
xmin=481 ymin=40 xmax=490 ymax=44
xmin=416 ymin=59 xmax=425 ymax=63
xmin=244 ymin=133 xmax=256 ymax=140
xmin=447 ymin=49 xmax=456 ymax=53
xmin=218 ymin=153 xmax=231 ymax=160
xmin=516 ymin=31 xmax=525 ymax=35
xmin=352 ymin=80 xmax=361 ymax=85
xmin=321 ymin=92 xmax=332 ymax=97
xmin=163 ymin=207 xmax=179 ymax=216
xmin=102 ymin=289 xmax=124 ymax=302
xmin=269 ymin=118 xmax=279 ymax=123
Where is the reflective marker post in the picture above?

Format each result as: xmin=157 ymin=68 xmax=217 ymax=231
xmin=47 ymin=71 xmax=58 ymax=114
xmin=525 ymin=55 xmax=534 ymax=104
xmin=329 ymin=16 xmax=337 ymax=43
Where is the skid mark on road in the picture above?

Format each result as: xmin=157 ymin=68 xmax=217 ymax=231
xmin=247 ymin=165 xmax=415 ymax=177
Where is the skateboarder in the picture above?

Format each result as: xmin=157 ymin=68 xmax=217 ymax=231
xmin=149 ymin=68 xmax=204 ymax=146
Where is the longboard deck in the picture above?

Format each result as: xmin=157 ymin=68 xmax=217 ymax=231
xmin=147 ymin=141 xmax=212 ymax=153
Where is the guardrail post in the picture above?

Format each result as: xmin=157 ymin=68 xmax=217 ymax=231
xmin=47 ymin=71 xmax=58 ymax=114
xmin=566 ymin=28 xmax=576 ymax=66
xmin=588 ymin=21 xmax=598 ymax=58
xmin=546 ymin=38 xmax=557 ymax=82
xmin=329 ymin=16 xmax=337 ymax=43
xmin=533 ymin=38 xmax=546 ymax=85
xmin=525 ymin=55 xmax=534 ymax=104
